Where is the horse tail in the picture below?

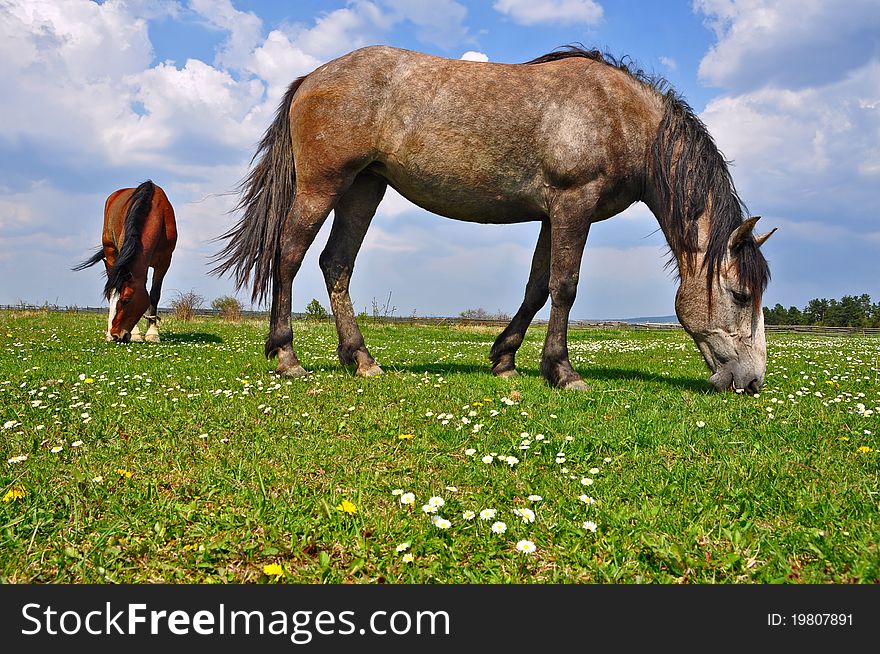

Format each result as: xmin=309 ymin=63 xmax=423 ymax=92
xmin=72 ymin=247 xmax=105 ymax=271
xmin=103 ymin=180 xmax=155 ymax=299
xmin=210 ymin=76 xmax=306 ymax=303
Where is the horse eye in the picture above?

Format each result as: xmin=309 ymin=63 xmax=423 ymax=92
xmin=731 ymin=290 xmax=751 ymax=306
xmin=121 ymin=298 xmax=131 ymax=306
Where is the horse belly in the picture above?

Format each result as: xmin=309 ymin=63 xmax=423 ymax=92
xmin=368 ymin=160 xmax=544 ymax=224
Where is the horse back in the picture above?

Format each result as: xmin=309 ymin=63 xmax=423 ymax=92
xmin=291 ymin=46 xmax=662 ymax=221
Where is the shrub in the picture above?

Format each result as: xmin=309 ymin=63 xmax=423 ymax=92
xmin=171 ymin=290 xmax=204 ymax=321
xmin=305 ymin=298 xmax=329 ymax=321
xmin=211 ymin=295 xmax=243 ymax=322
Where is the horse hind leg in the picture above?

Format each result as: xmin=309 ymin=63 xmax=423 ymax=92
xmin=490 ymin=220 xmax=550 ymax=378
xmin=268 ymin=190 xmax=338 ymax=377
xmin=319 ymin=173 xmax=386 ymax=377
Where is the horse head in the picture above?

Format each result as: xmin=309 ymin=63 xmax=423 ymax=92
xmin=106 ymin=269 xmax=149 ymax=342
xmin=675 ymin=217 xmax=776 ymax=394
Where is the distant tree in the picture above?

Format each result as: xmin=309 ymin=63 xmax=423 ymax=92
xmin=785 ymin=305 xmax=804 ymax=325
xmin=211 ymin=295 xmax=243 ymax=321
xmin=803 ymin=298 xmax=829 ymax=325
xmin=305 ymin=298 xmax=329 ymax=321
xmin=763 ymin=303 xmax=787 ymax=325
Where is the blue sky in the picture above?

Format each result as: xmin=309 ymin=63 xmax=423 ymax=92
xmin=1 ymin=0 xmax=878 ymax=319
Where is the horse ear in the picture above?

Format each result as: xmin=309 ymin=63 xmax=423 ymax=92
xmin=754 ymin=226 xmax=777 ymax=247
xmin=728 ymin=216 xmax=760 ymax=249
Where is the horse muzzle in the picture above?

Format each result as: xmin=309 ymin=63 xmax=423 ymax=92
xmin=107 ymin=330 xmax=131 ymax=343
xmin=709 ymin=365 xmax=763 ymax=395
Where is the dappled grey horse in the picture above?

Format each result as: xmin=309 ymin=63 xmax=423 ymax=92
xmin=213 ymin=45 xmax=774 ymax=393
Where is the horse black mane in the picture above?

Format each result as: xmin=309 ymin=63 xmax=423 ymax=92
xmin=525 ymin=46 xmax=770 ymax=302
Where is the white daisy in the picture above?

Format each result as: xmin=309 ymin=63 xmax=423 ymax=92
xmin=491 ymin=521 xmax=507 ymax=534
xmin=516 ymin=539 xmax=537 ymax=554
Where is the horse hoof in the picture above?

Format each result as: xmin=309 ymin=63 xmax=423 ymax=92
xmin=357 ymin=364 xmax=383 ymax=377
xmin=494 ymin=369 xmax=519 ymax=378
xmin=277 ymin=364 xmax=309 ymax=378
xmin=131 ymin=333 xmax=144 ymax=342
xmin=562 ymin=379 xmax=591 ymax=391
xmin=144 ymin=334 xmax=159 ymax=343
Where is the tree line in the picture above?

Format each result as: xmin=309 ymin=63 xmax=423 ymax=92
xmin=763 ymin=294 xmax=880 ymax=327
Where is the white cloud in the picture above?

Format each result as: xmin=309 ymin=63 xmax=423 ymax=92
xmin=0 ymin=0 xmax=155 ymax=161
xmin=701 ymin=59 xmax=880 ymax=230
xmin=696 ymin=0 xmax=880 ymax=91
xmin=188 ymin=0 xmax=263 ymax=71
xmin=460 ymin=51 xmax=489 ymax=62
xmin=493 ymin=0 xmax=603 ymax=26
xmin=659 ymin=56 xmax=676 ymax=71
xmin=127 ymin=58 xmax=264 ymax=161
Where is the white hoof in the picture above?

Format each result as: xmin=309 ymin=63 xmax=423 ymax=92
xmin=145 ymin=325 xmax=160 ymax=343
xmin=357 ymin=364 xmax=383 ymax=377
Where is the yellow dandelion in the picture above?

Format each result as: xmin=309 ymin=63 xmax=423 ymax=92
xmin=263 ymin=563 xmax=284 ymax=577
xmin=398 ymin=433 xmax=414 ymax=440
xmin=856 ymin=446 xmax=873 ymax=454
xmin=336 ymin=499 xmax=358 ymax=515
xmin=2 ymin=486 xmax=28 ymax=503
xmin=115 ymin=468 xmax=133 ymax=479
xmin=84 ymin=378 xmax=94 ymax=384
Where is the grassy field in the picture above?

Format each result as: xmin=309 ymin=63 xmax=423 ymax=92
xmin=1 ymin=310 xmax=877 ymax=583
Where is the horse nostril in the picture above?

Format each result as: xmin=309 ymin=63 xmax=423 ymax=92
xmin=121 ymin=333 xmax=131 ymax=343
xmin=746 ymin=379 xmax=762 ymax=395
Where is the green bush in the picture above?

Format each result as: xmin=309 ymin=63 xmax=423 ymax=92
xmin=305 ymin=298 xmax=329 ymax=321
xmin=211 ymin=295 xmax=243 ymax=322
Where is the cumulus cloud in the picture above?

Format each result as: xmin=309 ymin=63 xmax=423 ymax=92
xmin=493 ymin=0 xmax=603 ymax=26
xmin=460 ymin=50 xmax=489 ymax=62
xmin=696 ymin=0 xmax=880 ymax=92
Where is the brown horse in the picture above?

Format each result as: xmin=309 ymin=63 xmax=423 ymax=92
xmin=213 ymin=46 xmax=775 ymax=393
xmin=75 ymin=180 xmax=177 ymax=343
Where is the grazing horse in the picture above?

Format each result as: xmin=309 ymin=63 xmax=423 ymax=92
xmin=74 ymin=180 xmax=177 ymax=343
xmin=212 ymin=46 xmax=775 ymax=393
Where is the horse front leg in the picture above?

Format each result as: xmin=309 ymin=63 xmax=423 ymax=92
xmin=490 ymin=220 xmax=550 ymax=377
xmin=319 ymin=173 xmax=386 ymax=377
xmin=268 ymin=192 xmax=335 ymax=377
xmin=144 ymin=258 xmax=171 ymax=343
xmin=541 ymin=218 xmax=591 ymax=390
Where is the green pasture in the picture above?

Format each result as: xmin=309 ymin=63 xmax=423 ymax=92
xmin=1 ymin=310 xmax=877 ymax=583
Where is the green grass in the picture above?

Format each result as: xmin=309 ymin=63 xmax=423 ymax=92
xmin=1 ymin=310 xmax=877 ymax=583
